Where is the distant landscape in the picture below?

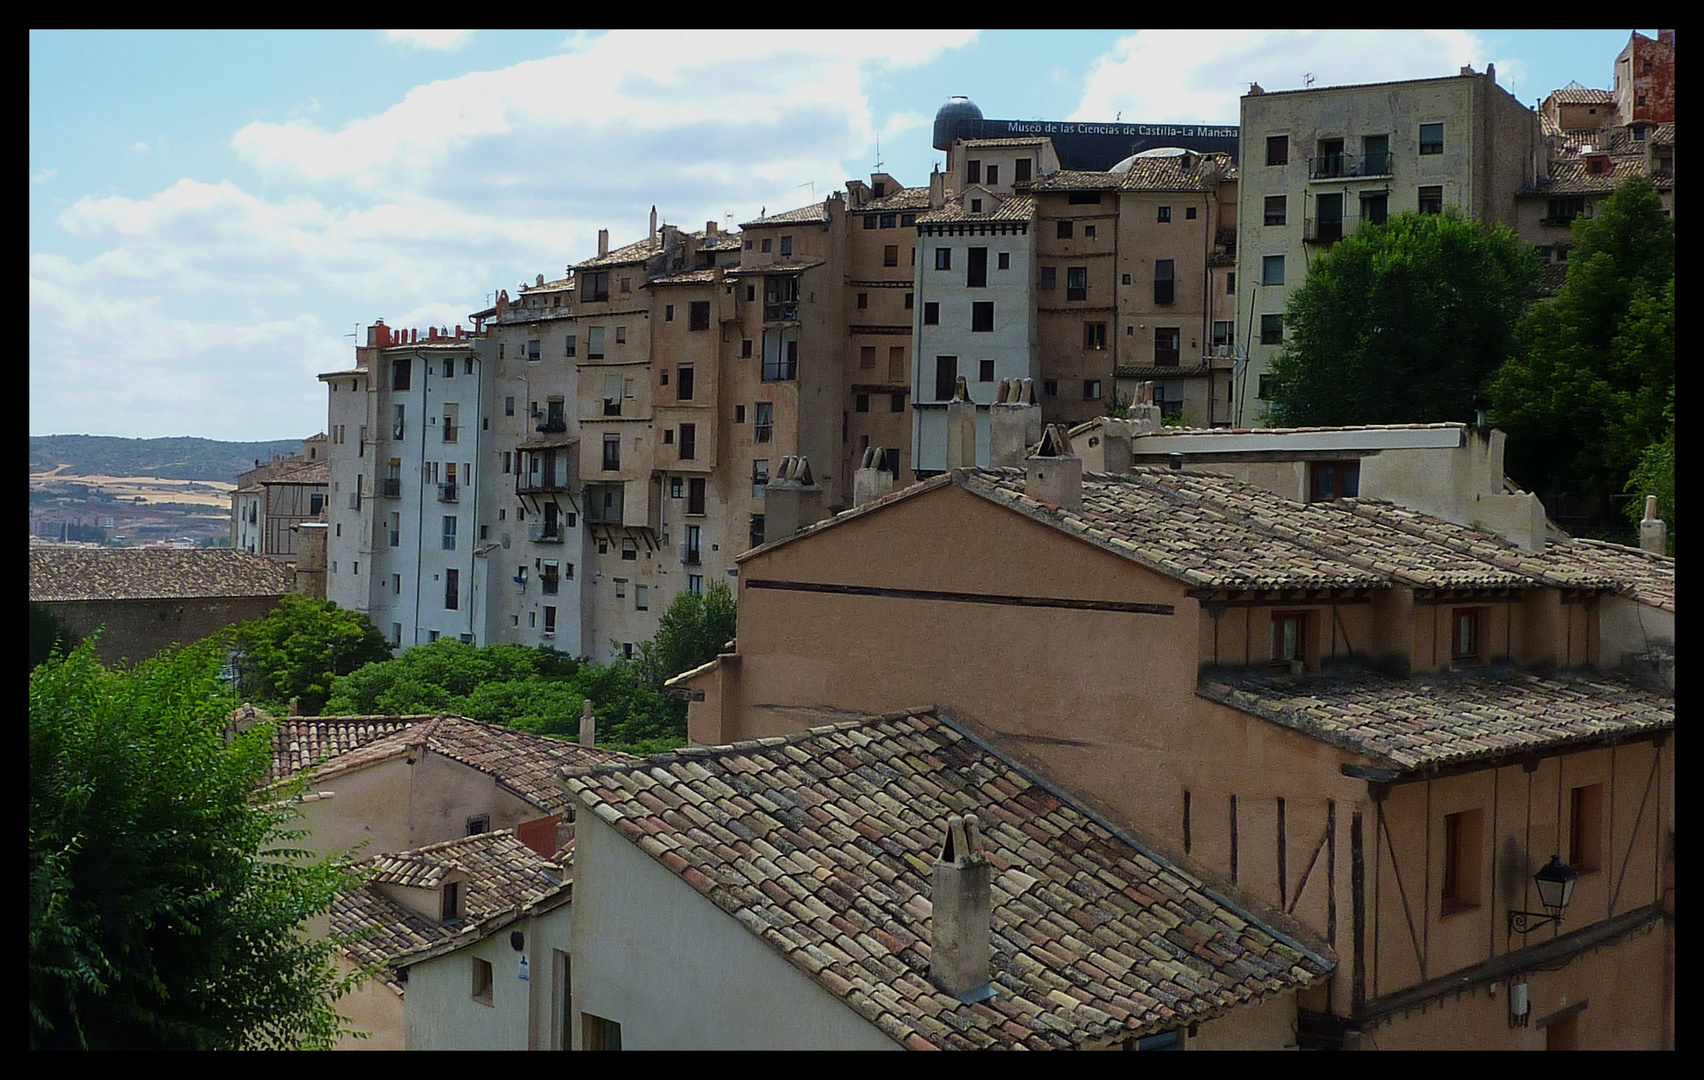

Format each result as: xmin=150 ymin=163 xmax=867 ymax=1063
xmin=29 ymin=434 xmax=314 ymax=546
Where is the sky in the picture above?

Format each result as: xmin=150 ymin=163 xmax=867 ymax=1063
xmin=29 ymin=29 xmax=1652 ymax=441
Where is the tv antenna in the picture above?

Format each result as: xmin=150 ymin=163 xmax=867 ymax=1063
xmin=1304 ymin=72 xmax=1316 ymax=89
xmin=798 ymin=181 xmax=816 ymax=199
xmin=874 ymin=134 xmax=883 ymax=172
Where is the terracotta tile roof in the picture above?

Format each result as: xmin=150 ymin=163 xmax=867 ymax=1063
xmin=266 ymin=459 xmax=329 ymax=485
xmin=697 ymin=232 xmax=744 ymax=250
xmin=742 ymin=203 xmax=830 ymax=228
xmin=520 ymin=276 xmax=574 ymax=293
xmin=725 ymin=258 xmax=828 ymax=277
xmin=1538 ymin=261 xmax=1570 ymax=293
xmin=29 ymin=547 xmax=297 ymax=603
xmin=574 ymin=236 xmax=661 ymax=270
xmin=917 ymin=194 xmax=1036 ymax=224
xmin=1118 ymin=152 xmax=1234 ymax=192
xmin=1199 ymin=669 xmax=1673 ymax=773
xmin=1522 ymin=155 xmax=1658 ymax=196
xmin=1031 ymin=170 xmax=1122 ymax=192
xmin=854 ymin=188 xmax=933 ymax=213
xmin=959 ymin=136 xmax=1053 ymax=148
xmin=1546 ymin=83 xmax=1614 ymax=106
xmin=333 ymin=831 xmax=570 ymax=983
xmin=648 ymin=268 xmax=718 ymax=286
xmin=286 ymin=715 xmax=637 ymax=812
xmin=565 ymin=713 xmax=1331 ymax=1049
xmin=261 ymin=713 xmax=427 ymax=785
xmin=1542 ymin=539 xmax=1674 ymax=612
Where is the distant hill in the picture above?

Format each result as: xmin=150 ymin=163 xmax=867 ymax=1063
xmin=30 ymin=435 xmax=313 ymax=483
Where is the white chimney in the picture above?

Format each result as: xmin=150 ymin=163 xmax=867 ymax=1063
xmin=1640 ymin=495 xmax=1668 ymax=554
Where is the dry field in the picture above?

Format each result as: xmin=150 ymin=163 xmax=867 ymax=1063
xmin=30 ymin=465 xmax=236 ymax=508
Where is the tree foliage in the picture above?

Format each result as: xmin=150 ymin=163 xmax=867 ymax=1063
xmin=1265 ymin=208 xmax=1542 ymax=426
xmin=231 ymin=594 xmax=394 ymax=715
xmin=30 ymin=638 xmax=355 ymax=1050
xmin=1624 ymin=392 xmax=1674 ymax=553
xmin=321 ymin=639 xmax=682 ymax=752
xmin=29 ymin=603 xmax=82 ymax=670
xmin=634 ymin=580 xmax=737 ymax=692
xmin=1490 ymin=176 xmax=1675 ymax=525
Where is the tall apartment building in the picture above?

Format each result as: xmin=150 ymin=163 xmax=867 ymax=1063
xmin=1611 ymin=29 xmax=1675 ymax=127
xmin=1236 ymin=67 xmax=1540 ymax=422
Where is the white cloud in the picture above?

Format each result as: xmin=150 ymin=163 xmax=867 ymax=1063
xmin=1072 ymin=30 xmax=1484 ymax=124
xmin=32 ymin=166 xmax=58 ymax=183
xmin=131 ymin=141 xmax=149 ymax=152
xmin=386 ymin=30 xmax=473 ymax=51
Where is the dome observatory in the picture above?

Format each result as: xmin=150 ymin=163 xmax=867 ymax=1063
xmin=933 ymin=95 xmax=984 ymax=151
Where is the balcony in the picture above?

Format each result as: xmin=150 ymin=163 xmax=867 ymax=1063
xmin=516 ymin=475 xmax=570 ymax=495
xmin=529 ymin=525 xmax=565 ymax=544
xmin=536 ymin=416 xmax=568 ymax=434
xmin=679 ymin=543 xmax=702 ymax=566
xmin=437 ymin=483 xmax=459 ymax=503
xmin=1308 ymin=152 xmax=1393 ymax=180
xmin=763 ymin=302 xmax=800 ymax=323
xmin=442 ymin=422 xmax=459 ymax=443
xmin=380 ymin=478 xmax=402 ymax=498
xmin=1303 ymin=216 xmax=1359 ymax=244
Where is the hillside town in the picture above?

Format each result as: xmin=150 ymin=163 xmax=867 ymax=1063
xmin=30 ymin=31 xmax=1674 ymax=1051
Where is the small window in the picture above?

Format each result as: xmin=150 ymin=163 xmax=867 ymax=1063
xmin=1039 ymin=266 xmax=1056 ymax=290
xmin=934 ymin=356 xmax=957 ymax=401
xmin=1271 ymin=611 xmax=1308 ymax=665
xmin=1153 ymin=326 xmax=1180 ymax=365
xmin=619 ymin=276 xmax=631 ymax=294
xmin=860 ymin=345 xmax=876 ymax=369
xmin=997 ymin=252 xmax=1010 ymax=270
xmin=741 ymin=338 xmax=752 ymax=359
xmin=1419 ymin=123 xmax=1444 ymax=155
xmin=979 ymin=359 xmax=995 ymax=383
xmin=665 ymin=304 xmax=676 ymax=322
xmin=1154 ymin=259 xmax=1175 ymax=304
xmin=466 ymin=815 xmax=490 ymax=836
xmin=903 ymin=292 xmax=913 ymax=309
xmin=1015 ymin=158 xmax=1031 ymax=182
xmin=1441 ymin=809 xmax=1483 ymax=913
xmin=689 ymin=300 xmax=710 ymax=331
xmin=971 ymin=302 xmax=994 ymax=332
xmin=1262 ymin=255 xmax=1285 ymax=286
xmin=761 ymin=238 xmax=772 ymax=253
xmin=923 ymin=302 xmax=939 ymax=326
xmin=855 ymin=393 xmax=869 ymax=413
xmin=1570 ymin=785 xmax=1603 ymax=873
xmin=1056 ymin=220 xmax=1074 ymax=239
xmin=582 ymin=1013 xmax=622 ymax=1051
xmin=1083 ymin=379 xmax=1101 ymax=401
xmin=935 ymin=248 xmax=952 ymax=271
xmin=1451 ymin=607 xmax=1482 ymax=663
xmin=1067 ymin=266 xmax=1087 ymax=302
xmin=969 ymin=198 xmax=983 ymax=213
xmin=780 ymin=236 xmax=792 ymax=256
xmin=1084 ymin=224 xmax=1096 ymax=239
xmin=445 ymin=568 xmax=459 ymax=610
xmin=1067 ymin=191 xmax=1102 ymax=205
xmin=966 ymin=159 xmax=981 ymax=184
xmin=857 ymin=292 xmax=868 ymax=310
xmin=986 ymin=164 xmax=998 ymax=186
xmin=1418 ymin=186 xmax=1444 ymax=215
xmin=504 ymin=396 xmax=515 ymax=417
xmin=1185 ymin=206 xmax=1197 ymax=220
xmin=901 ymin=213 xmax=916 ymax=227
xmin=1267 ymin=135 xmax=1289 ymax=166
xmin=677 ymin=365 xmax=694 ymax=400
xmin=883 ymin=245 xmax=899 ymax=267
xmin=1260 ymin=314 xmax=1283 ymax=345
xmin=635 ymin=584 xmax=649 ymax=611
xmin=734 ymin=404 xmax=746 ymax=424
xmin=890 ymin=393 xmax=905 ymax=413
xmin=1157 ymin=206 xmax=1171 ymax=223
xmin=615 ymin=326 xmax=626 ymax=345
xmin=1043 ymin=379 xmax=1058 ymax=398
xmin=880 ymin=213 xmax=896 ymax=229
xmin=1264 ymin=195 xmax=1287 ymax=226
xmin=1308 ymin=460 xmax=1361 ymax=502
xmin=1227 ymin=272 xmax=1236 ymax=294
xmin=1084 ymin=322 xmax=1107 ymax=350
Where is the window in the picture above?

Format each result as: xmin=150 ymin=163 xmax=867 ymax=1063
xmin=504 ymin=395 xmax=515 ymax=417
xmin=979 ymin=359 xmax=995 ymax=383
xmin=754 ymin=402 xmax=773 ymax=443
xmin=780 ymin=236 xmax=792 ymax=256
xmin=1067 ymin=191 xmax=1101 ymax=205
xmin=621 ymin=539 xmax=637 ymax=562
xmin=543 ymin=605 xmax=557 ymax=634
xmin=466 ymin=815 xmax=490 ymax=837
xmin=1570 ymin=784 xmax=1603 ymax=873
xmin=391 ymin=358 xmax=411 ymax=391
xmin=1271 ymin=611 xmax=1309 ymax=665
xmin=889 ymin=346 xmax=905 ymax=381
xmin=923 ymin=302 xmax=939 ymax=326
xmin=393 ymin=574 xmax=402 ymax=596
xmin=1083 ymin=379 xmax=1101 ymax=401
xmin=857 ymin=292 xmax=868 ymax=310
xmin=442 ymin=515 xmax=457 ymax=551
xmin=1039 ymin=266 xmax=1056 ymax=290
xmin=1185 ymin=206 xmax=1197 ymax=220
xmin=586 ymin=271 xmax=609 ymax=302
xmin=997 ymin=252 xmax=1010 ymax=270
xmin=565 ymin=333 xmax=577 ymax=357
xmin=1015 ymin=158 xmax=1031 ymax=182
xmin=1262 ymin=255 xmax=1285 ymax=286
xmin=967 ymin=246 xmax=987 ymax=287
xmin=1153 ymin=327 xmax=1180 ymax=365
xmin=1361 ymin=191 xmax=1388 ymax=226
xmin=935 ymin=248 xmax=952 ymax=271
xmin=860 ymin=345 xmax=876 ymax=369
xmin=582 ymin=1014 xmax=623 ymax=1051
xmin=734 ymin=404 xmax=746 ymax=424
xmin=901 ymin=213 xmax=916 ymax=227
xmin=1154 ymin=259 xmax=1175 ymax=304
xmin=679 ymin=423 xmax=696 ymax=460
xmin=1084 ymin=322 xmax=1107 ymax=350
xmin=1227 ymin=272 xmax=1236 ymax=294
xmin=445 ymin=568 xmax=459 ymax=610
xmin=741 ymin=338 xmax=752 ymax=359
xmin=619 ymin=277 xmax=631 ymax=294
xmin=969 ymin=198 xmax=982 ymax=214
xmin=603 ymin=433 xmax=621 ymax=471
xmin=934 ymin=356 xmax=958 ymax=401
xmin=855 ymin=393 xmax=869 ymax=413
xmin=971 ymin=302 xmax=994 ymax=332
xmin=1212 ymin=320 xmax=1234 ymax=350
xmin=986 ymin=164 xmax=998 ymax=186
xmin=677 ymin=365 xmax=694 ymax=400
xmin=689 ymin=300 xmax=710 ymax=330
xmin=615 ymin=326 xmax=626 ymax=344
xmin=1267 ymin=135 xmax=1289 ymax=166
xmin=665 ymin=304 xmax=675 ymax=322
xmin=1309 ymin=460 xmax=1361 ymax=502
xmin=526 ymin=339 xmax=541 ymax=361
xmin=389 ymin=512 xmax=400 ymax=548
xmin=1314 ymin=192 xmax=1344 ymax=242
xmin=311 ymin=492 xmax=325 ymax=514
xmin=891 ymin=393 xmax=906 ymax=413
xmin=880 ymin=213 xmax=896 ymax=228
xmin=635 ymin=584 xmax=649 ymax=611
xmin=1084 ymin=224 xmax=1096 ymax=239
xmin=588 ymin=326 xmax=605 ymax=359
xmin=687 ymin=477 xmax=706 ymax=514
xmin=1067 ymin=266 xmax=1087 ymax=301
xmin=1258 ymin=373 xmax=1274 ymax=399
xmin=470 ymin=957 xmax=495 ymax=1006
xmin=1441 ymin=809 xmax=1483 ymax=913
xmin=1418 ymin=123 xmax=1444 ymax=155
xmin=1042 ymin=379 xmax=1058 ymax=397
xmin=863 ymin=214 xmax=878 ymax=230
xmin=1547 ymin=196 xmax=1586 ymax=224
xmin=1157 ymin=205 xmax=1172 ymax=223
xmin=1418 ymin=186 xmax=1443 ymax=216
xmin=1451 ymin=607 xmax=1482 ymax=663
xmin=1056 ymin=220 xmax=1074 ymax=239
xmin=1264 ymin=195 xmax=1287 ymax=226
xmin=1363 ymin=134 xmax=1390 ymax=175
xmin=904 ymin=292 xmax=913 ymax=309
xmin=966 ymin=159 xmax=981 ymax=184
xmin=1260 ymin=314 xmax=1283 ymax=345
xmin=883 ymin=245 xmax=898 ymax=267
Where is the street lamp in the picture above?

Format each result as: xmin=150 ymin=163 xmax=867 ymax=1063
xmin=1507 ymin=855 xmax=1579 ymax=935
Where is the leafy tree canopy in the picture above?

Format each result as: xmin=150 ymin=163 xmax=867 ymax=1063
xmin=30 ymin=638 xmax=355 ymax=1050
xmin=231 ymin=594 xmax=394 ymax=715
xmin=1265 ymin=207 xmax=1542 ymax=427
xmin=634 ymin=580 xmax=737 ymax=692
xmin=1491 ymin=176 xmax=1675 ymax=526
xmin=29 ymin=603 xmax=82 ymax=670
xmin=1624 ymin=391 xmax=1674 ymax=553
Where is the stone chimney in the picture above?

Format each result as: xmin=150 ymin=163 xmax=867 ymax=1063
xmin=929 ymin=167 xmax=945 ymax=210
xmin=1640 ymin=496 xmax=1668 ymax=554
xmin=764 ymin=456 xmax=826 ymax=539
xmin=705 ymin=219 xmax=718 ymax=237
xmin=853 ymin=446 xmax=896 ymax=507
xmin=578 ymin=699 xmax=596 ymax=748
xmin=650 ymin=205 xmax=658 ymax=247
xmin=597 ymin=228 xmax=610 ymax=257
xmin=1026 ymin=425 xmax=1082 ymax=511
xmin=292 ymin=521 xmax=329 ymax=600
xmin=930 ymin=814 xmax=994 ymax=1003
xmin=946 ymin=376 xmax=978 ymax=470
xmin=990 ymin=379 xmax=1042 ymax=468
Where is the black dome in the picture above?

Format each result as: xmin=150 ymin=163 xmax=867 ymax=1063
xmin=932 ymin=96 xmax=984 ymax=151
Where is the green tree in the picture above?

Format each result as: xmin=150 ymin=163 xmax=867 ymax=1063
xmin=1490 ymin=175 xmax=1674 ymax=527
xmin=1265 ymin=207 xmax=1542 ymax=426
xmin=1624 ymin=393 xmax=1674 ymax=553
xmin=231 ymin=594 xmax=394 ymax=714
xmin=30 ymin=638 xmax=356 ymax=1050
xmin=29 ymin=604 xmax=82 ymax=670
xmin=634 ymin=580 xmax=738 ymax=692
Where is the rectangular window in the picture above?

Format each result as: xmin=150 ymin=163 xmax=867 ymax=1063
xmin=751 ymin=459 xmax=769 ymax=499
xmin=543 ymin=605 xmax=557 ymax=634
xmin=389 ymin=512 xmax=401 ymax=548
xmin=971 ymin=302 xmax=994 ymax=332
xmin=635 ymin=584 xmax=648 ymax=611
xmin=566 ymin=334 xmax=577 ymax=357
xmin=615 ymin=326 xmax=626 ymax=344
xmin=1212 ymin=321 xmax=1234 ymax=350
xmin=1186 ymin=206 xmax=1197 ymax=220
xmin=888 ymin=346 xmax=905 ymax=381
xmin=1056 ymin=220 xmax=1074 ymax=239
xmin=1418 ymin=123 xmax=1444 ymax=155
xmin=1153 ymin=327 xmax=1180 ymax=365
xmin=935 ymin=247 xmax=952 ymax=271
xmin=1227 ymin=272 xmax=1236 ymax=294
xmin=754 ymin=402 xmax=773 ymax=443
xmin=689 ymin=300 xmax=710 ymax=331
xmin=687 ymin=477 xmax=706 ymax=515
xmin=1452 ymin=607 xmax=1482 ymax=663
xmin=588 ymin=326 xmax=605 ymax=359
xmin=1315 ymin=192 xmax=1344 ymax=242
xmin=923 ymin=302 xmax=939 ymax=326
xmin=996 ymin=251 xmax=1010 ymax=271
xmin=734 ymin=404 xmax=746 ymax=424
xmin=1441 ymin=809 xmax=1483 ymax=912
xmin=979 ymin=359 xmax=995 ymax=383
xmin=1262 ymin=255 xmax=1285 ymax=286
xmin=740 ymin=338 xmax=753 ymax=359
xmin=857 ymin=292 xmax=868 ymax=310
xmin=860 ymin=345 xmax=876 ymax=369
xmin=1039 ymin=266 xmax=1056 ymax=290
xmin=1271 ymin=611 xmax=1307 ymax=664
xmin=1154 ymin=259 xmax=1175 ymax=304
xmin=472 ymin=957 xmax=493 ymax=1005
xmin=1362 ymin=191 xmax=1389 ymax=226
xmin=891 ymin=392 xmax=905 ymax=413
xmin=1066 ymin=266 xmax=1087 ymax=301
xmin=1157 ymin=205 xmax=1172 ymax=223
xmin=966 ymin=159 xmax=981 ymax=184
xmin=677 ymin=365 xmax=694 ymax=400
xmin=1079 ymin=379 xmax=1100 ymax=401
xmin=986 ymin=164 xmax=998 ymax=186
xmin=1363 ymin=133 xmax=1390 ymax=175
xmin=442 ymin=515 xmax=457 ymax=551
xmin=1267 ymin=135 xmax=1289 ymax=166
xmin=504 ymin=396 xmax=515 ymax=417
xmin=391 ymin=358 xmax=411 ymax=391
xmin=1570 ymin=785 xmax=1604 ymax=873
xmin=603 ymin=434 xmax=620 ymax=471
xmin=1067 ymin=191 xmax=1101 ymax=205
xmin=880 ymin=212 xmax=896 ymax=229
xmin=445 ymin=568 xmax=460 ymax=610
xmin=967 ymin=246 xmax=987 ymax=287
xmin=855 ymin=393 xmax=870 ymax=413
xmin=585 ymin=271 xmax=609 ymax=302
xmin=1084 ymin=322 xmax=1107 ymax=350
xmin=526 ymin=338 xmax=541 ymax=361
xmin=1043 ymin=379 xmax=1058 ymax=398
xmin=903 ymin=292 xmax=913 ymax=309
xmin=1261 ymin=314 xmax=1284 ymax=345
xmin=665 ymin=304 xmax=675 ymax=322
xmin=1085 ymin=224 xmax=1096 ymax=239
xmin=864 ymin=214 xmax=878 ymax=230
xmin=619 ymin=277 xmax=631 ymax=294
xmin=679 ymin=423 xmax=696 ymax=460
xmin=883 ymin=245 xmax=899 ymax=267
xmin=1264 ymin=195 xmax=1287 ymax=226
xmin=934 ymin=356 xmax=957 ymax=401
xmin=621 ymin=539 xmax=637 ymax=562
xmin=1308 ymin=460 xmax=1361 ymax=502
xmin=1015 ymin=157 xmax=1031 ymax=182
xmin=1418 ymin=186 xmax=1443 ymax=216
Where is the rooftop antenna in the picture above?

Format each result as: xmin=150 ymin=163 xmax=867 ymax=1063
xmin=1304 ymin=72 xmax=1317 ymax=89
xmin=874 ymin=134 xmax=883 ymax=172
xmin=798 ymin=181 xmax=815 ymax=199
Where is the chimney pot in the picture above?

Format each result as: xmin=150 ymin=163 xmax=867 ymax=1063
xmin=1169 ymin=452 xmax=1185 ymax=471
xmin=930 ymin=813 xmax=995 ymax=1003
xmin=598 ymin=228 xmax=610 ymax=257
xmin=579 ymin=699 xmax=596 ymax=747
xmin=1025 ymin=425 xmax=1083 ymax=510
